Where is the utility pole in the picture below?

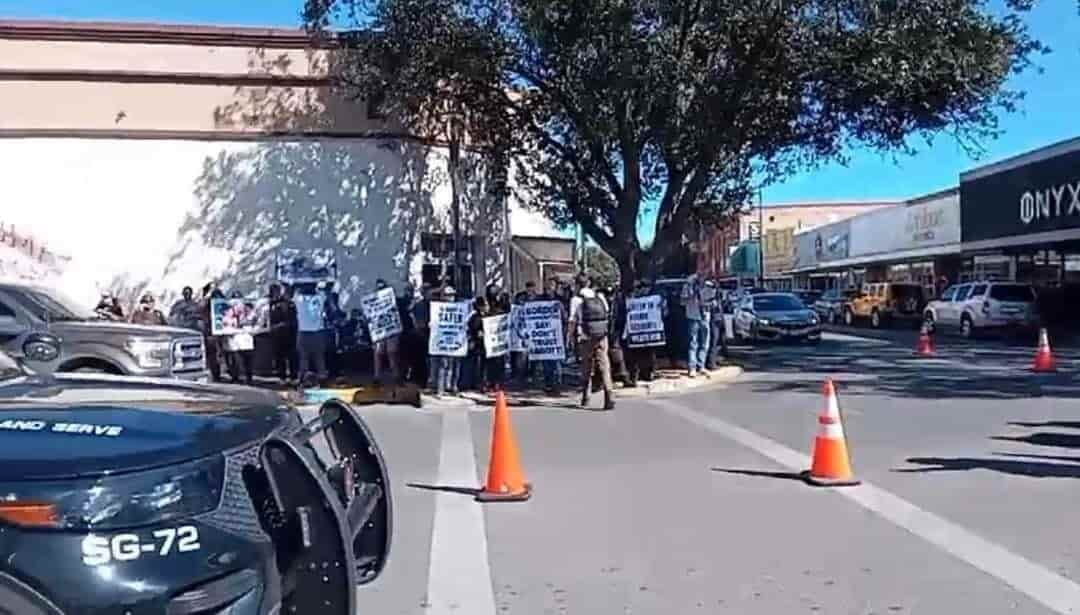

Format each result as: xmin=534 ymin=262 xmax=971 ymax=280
xmin=757 ymin=188 xmax=765 ymax=289
xmin=448 ymin=113 xmax=464 ymax=293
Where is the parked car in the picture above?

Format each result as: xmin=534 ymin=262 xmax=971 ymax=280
xmin=813 ymin=288 xmax=858 ymax=325
xmin=0 ymin=282 xmax=207 ymax=379
xmin=733 ymin=292 xmax=822 ymax=343
xmin=843 ymin=282 xmax=927 ymax=328
xmin=923 ymin=281 xmax=1039 ymax=338
xmin=0 ymin=333 xmax=390 ymax=614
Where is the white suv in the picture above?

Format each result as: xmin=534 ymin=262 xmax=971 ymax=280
xmin=924 ymin=282 xmax=1039 ymax=338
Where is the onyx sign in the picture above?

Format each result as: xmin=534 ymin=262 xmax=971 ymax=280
xmin=961 ymin=147 xmax=1080 ymax=242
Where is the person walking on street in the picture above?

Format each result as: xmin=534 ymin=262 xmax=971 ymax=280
xmin=567 ymin=274 xmax=615 ymax=410
xmin=681 ymin=274 xmax=715 ymax=377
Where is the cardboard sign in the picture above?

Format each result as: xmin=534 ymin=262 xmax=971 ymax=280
xmin=521 ymin=300 xmax=565 ymax=361
xmin=360 ymin=288 xmax=402 ymax=343
xmin=428 ymin=301 xmax=469 ymax=357
xmin=625 ymin=295 xmax=666 ymax=348
xmin=211 ymin=298 xmax=264 ymax=336
xmin=482 ymin=314 xmax=511 ymax=358
xmin=275 ymin=248 xmax=337 ymax=284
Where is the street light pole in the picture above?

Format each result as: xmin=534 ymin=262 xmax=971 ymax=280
xmin=757 ymin=189 xmax=765 ymax=289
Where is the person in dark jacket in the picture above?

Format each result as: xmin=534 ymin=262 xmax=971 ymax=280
xmin=268 ymin=283 xmax=298 ymax=384
xmin=464 ymin=296 xmax=488 ymax=391
xmin=201 ymin=285 xmax=225 ymax=382
xmin=130 ymin=293 xmax=167 ymax=326
xmin=567 ymin=274 xmax=615 ymax=410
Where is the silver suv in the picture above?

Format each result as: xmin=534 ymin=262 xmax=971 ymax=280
xmin=924 ymin=281 xmax=1039 ymax=338
xmin=0 ymin=282 xmax=207 ymax=379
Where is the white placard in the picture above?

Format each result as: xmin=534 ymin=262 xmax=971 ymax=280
xmin=520 ymin=300 xmax=565 ymax=361
xmin=625 ymin=295 xmax=666 ymax=348
xmin=482 ymin=314 xmax=511 ymax=358
xmin=428 ymin=301 xmax=469 ymax=357
xmin=359 ymin=287 xmax=402 ymax=343
xmin=509 ymin=305 xmax=526 ymax=352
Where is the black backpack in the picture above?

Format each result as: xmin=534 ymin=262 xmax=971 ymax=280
xmin=581 ymin=295 xmax=609 ymax=338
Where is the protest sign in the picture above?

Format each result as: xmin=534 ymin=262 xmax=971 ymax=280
xmin=509 ymin=305 xmax=526 ymax=352
xmin=210 ymin=298 xmax=264 ymax=336
xmin=359 ymin=288 xmax=402 ymax=343
xmin=482 ymin=314 xmax=511 ymax=358
xmin=521 ymin=300 xmax=565 ymax=361
xmin=625 ymin=295 xmax=666 ymax=348
xmin=428 ymin=301 xmax=469 ymax=357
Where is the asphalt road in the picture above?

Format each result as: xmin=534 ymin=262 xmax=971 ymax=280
xmin=336 ymin=330 xmax=1080 ymax=614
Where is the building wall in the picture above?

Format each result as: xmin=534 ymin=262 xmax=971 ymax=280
xmin=0 ymin=20 xmax=565 ymax=309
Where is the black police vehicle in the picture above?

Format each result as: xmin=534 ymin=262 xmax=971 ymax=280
xmin=0 ymin=332 xmax=391 ymax=614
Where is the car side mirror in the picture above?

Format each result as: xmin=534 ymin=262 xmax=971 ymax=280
xmin=22 ymin=331 xmax=61 ymax=363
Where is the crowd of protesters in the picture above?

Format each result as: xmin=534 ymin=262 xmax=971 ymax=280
xmin=92 ymin=271 xmax=732 ymax=404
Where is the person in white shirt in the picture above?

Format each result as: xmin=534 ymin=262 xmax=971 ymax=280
xmin=567 ymin=274 xmax=615 ymax=410
xmin=293 ymin=284 xmax=328 ymax=386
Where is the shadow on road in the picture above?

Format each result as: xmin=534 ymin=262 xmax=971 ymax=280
xmin=895 ymin=456 xmax=1080 ymax=479
xmin=730 ymin=335 xmax=1080 ymax=400
xmin=711 ymin=467 xmax=806 ymax=481
xmin=406 ymin=482 xmax=482 ymax=496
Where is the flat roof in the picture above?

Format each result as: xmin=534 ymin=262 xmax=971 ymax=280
xmin=960 ymin=135 xmax=1080 ymax=183
xmin=0 ymin=18 xmax=334 ymax=48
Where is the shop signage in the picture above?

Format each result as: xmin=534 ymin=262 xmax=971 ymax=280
xmin=848 ymin=193 xmax=960 ymax=258
xmin=792 ymin=220 xmax=850 ymax=270
xmin=961 ymin=147 xmax=1080 ymax=242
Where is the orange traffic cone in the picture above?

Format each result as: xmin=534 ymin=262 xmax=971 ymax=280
xmin=915 ymin=322 xmax=935 ymax=356
xmin=476 ymin=390 xmax=533 ymax=502
xmin=803 ymin=379 xmax=861 ymax=487
xmin=1032 ymin=328 xmax=1057 ymax=373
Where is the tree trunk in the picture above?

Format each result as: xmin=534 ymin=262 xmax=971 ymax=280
xmin=448 ymin=121 xmax=463 ymax=292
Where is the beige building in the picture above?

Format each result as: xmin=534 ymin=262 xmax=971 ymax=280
xmin=0 ymin=19 xmax=568 ymax=309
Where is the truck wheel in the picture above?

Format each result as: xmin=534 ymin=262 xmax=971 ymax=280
xmin=844 ymin=308 xmax=855 ymax=327
xmin=961 ymin=315 xmax=974 ymax=339
xmin=871 ymin=309 xmax=882 ymax=328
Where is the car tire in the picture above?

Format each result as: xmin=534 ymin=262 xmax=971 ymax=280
xmin=960 ymin=315 xmax=974 ymax=339
xmin=844 ymin=308 xmax=855 ymax=327
xmin=828 ymin=309 xmax=838 ymax=325
xmin=923 ymin=312 xmax=936 ymax=334
xmin=870 ymin=309 xmax=881 ymax=329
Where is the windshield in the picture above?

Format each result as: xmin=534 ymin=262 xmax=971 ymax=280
xmin=5 ymin=287 xmax=95 ymax=322
xmin=753 ymin=295 xmax=806 ymax=311
xmin=990 ymin=284 xmax=1036 ymax=302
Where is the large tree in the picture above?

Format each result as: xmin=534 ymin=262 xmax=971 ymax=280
xmin=305 ymin=0 xmax=1043 ymax=288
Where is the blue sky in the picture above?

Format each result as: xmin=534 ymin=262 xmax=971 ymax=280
xmin=2 ymin=0 xmax=1077 ymax=231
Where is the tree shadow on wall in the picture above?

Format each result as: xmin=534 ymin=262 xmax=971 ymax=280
xmin=160 ymin=46 xmax=506 ymax=303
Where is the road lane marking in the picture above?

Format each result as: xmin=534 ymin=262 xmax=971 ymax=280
xmin=822 ymin=331 xmax=893 ymax=345
xmin=425 ymin=408 xmax=496 ymax=615
xmin=653 ymin=398 xmax=1080 ymax=614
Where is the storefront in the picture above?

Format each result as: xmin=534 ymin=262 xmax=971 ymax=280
xmin=959 ymin=136 xmax=1080 ymax=327
xmin=788 ymin=189 xmax=962 ymax=295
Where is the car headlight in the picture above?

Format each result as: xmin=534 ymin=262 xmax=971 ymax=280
xmin=0 ymin=454 xmax=224 ymax=530
xmin=125 ymin=338 xmax=172 ymax=369
xmin=757 ymin=318 xmax=772 ymax=326
xmin=809 ymin=314 xmax=819 ymax=324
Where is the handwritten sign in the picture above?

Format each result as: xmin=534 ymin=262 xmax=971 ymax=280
xmin=625 ymin=295 xmax=666 ymax=348
xmin=482 ymin=314 xmax=510 ymax=358
xmin=360 ymin=288 xmax=402 ymax=343
xmin=429 ymin=301 xmax=469 ymax=357
xmin=521 ymin=300 xmax=565 ymax=361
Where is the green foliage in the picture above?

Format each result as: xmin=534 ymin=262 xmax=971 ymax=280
xmin=305 ymin=0 xmax=1044 ymax=286
xmin=584 ymin=245 xmax=620 ymax=290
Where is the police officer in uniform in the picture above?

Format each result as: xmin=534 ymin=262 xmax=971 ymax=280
xmin=567 ymin=274 xmax=615 ymax=411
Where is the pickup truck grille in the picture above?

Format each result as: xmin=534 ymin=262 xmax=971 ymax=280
xmin=171 ymin=336 xmax=206 ymax=375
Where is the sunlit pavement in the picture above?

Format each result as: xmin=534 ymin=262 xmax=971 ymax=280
xmin=335 ymin=330 xmax=1080 ymax=614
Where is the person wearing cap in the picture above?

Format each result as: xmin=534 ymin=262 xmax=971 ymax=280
xmin=130 ymin=292 xmax=167 ymax=326
xmin=567 ymin=273 xmax=615 ymax=410
xmin=435 ymin=284 xmax=463 ymax=397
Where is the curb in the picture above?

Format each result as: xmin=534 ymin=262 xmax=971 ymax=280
xmin=450 ymin=364 xmax=744 ymax=407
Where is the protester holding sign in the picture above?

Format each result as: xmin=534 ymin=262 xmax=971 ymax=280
xmin=481 ymin=307 xmax=510 ymax=392
xmin=362 ymin=280 xmax=404 ymax=384
xmin=624 ymin=280 xmax=668 ymax=385
xmin=429 ymin=286 xmax=468 ymax=397
xmin=464 ymin=297 xmax=488 ymax=391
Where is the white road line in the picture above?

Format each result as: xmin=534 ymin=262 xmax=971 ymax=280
xmin=822 ymin=331 xmax=893 ymax=345
xmin=653 ymin=398 xmax=1080 ymax=615
xmin=425 ymin=408 xmax=497 ymax=615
